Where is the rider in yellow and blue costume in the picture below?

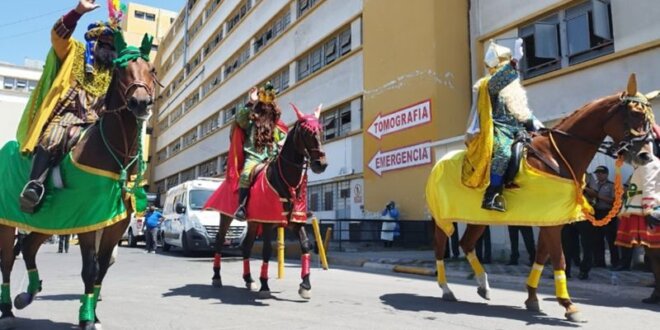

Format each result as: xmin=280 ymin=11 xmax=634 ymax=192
xmin=16 ymin=0 xmax=118 ymax=213
xmin=464 ymin=39 xmax=543 ymax=212
xmin=234 ymin=83 xmax=287 ymax=221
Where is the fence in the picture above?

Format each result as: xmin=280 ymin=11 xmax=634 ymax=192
xmin=286 ymin=218 xmax=435 ymax=251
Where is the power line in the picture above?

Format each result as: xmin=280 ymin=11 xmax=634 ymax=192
xmin=0 ymin=26 xmax=51 ymax=41
xmin=0 ymin=7 xmax=69 ymax=28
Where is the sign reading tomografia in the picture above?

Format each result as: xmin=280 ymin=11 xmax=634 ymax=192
xmin=367 ymin=99 xmax=432 ymax=139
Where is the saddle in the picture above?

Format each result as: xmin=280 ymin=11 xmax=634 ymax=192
xmin=503 ymin=132 xmax=527 ymax=188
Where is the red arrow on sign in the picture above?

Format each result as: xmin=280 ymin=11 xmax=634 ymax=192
xmin=368 ymin=141 xmax=433 ymax=176
xmin=367 ymin=99 xmax=432 ymax=139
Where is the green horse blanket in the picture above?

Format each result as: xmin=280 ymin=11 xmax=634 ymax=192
xmin=0 ymin=141 xmax=146 ymax=234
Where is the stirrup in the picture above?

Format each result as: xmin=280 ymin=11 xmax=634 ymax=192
xmin=19 ymin=180 xmax=45 ymax=214
xmin=482 ymin=194 xmax=506 ymax=212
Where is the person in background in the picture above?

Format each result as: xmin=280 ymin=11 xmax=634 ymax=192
xmin=144 ymin=206 xmax=162 ymax=254
xmin=381 ymin=201 xmax=400 ymax=248
xmin=58 ymin=234 xmax=70 ymax=253
xmin=586 ymin=165 xmax=619 ymax=268
xmin=507 ymin=225 xmax=536 ymax=266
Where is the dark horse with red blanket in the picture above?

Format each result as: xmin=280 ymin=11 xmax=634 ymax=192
xmin=205 ymin=103 xmax=327 ymax=299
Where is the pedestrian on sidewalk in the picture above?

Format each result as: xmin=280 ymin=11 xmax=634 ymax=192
xmin=381 ymin=201 xmax=400 ymax=248
xmin=144 ymin=206 xmax=162 ymax=254
xmin=58 ymin=234 xmax=70 ymax=253
xmin=507 ymin=225 xmax=535 ymax=265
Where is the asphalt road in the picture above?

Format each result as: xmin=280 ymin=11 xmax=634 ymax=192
xmin=3 ymin=243 xmax=659 ymax=329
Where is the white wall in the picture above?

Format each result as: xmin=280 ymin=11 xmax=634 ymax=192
xmin=0 ymin=98 xmax=26 ymax=145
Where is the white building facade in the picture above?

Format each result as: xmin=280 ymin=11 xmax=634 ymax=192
xmin=0 ymin=62 xmax=42 ymax=145
xmin=152 ymin=0 xmax=365 ymax=219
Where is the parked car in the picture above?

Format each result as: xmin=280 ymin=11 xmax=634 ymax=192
xmin=119 ymin=193 xmax=158 ymax=247
xmin=159 ymin=178 xmax=247 ymax=255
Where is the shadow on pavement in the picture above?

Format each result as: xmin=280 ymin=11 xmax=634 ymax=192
xmin=36 ymin=294 xmax=80 ymax=302
xmin=380 ymin=293 xmax=580 ymax=327
xmin=543 ymin=295 xmax=660 ymax=312
xmin=10 ymin=318 xmax=77 ymax=330
xmin=161 ymin=284 xmax=308 ymax=306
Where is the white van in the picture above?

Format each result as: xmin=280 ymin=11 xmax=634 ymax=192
xmin=159 ymin=178 xmax=247 ymax=255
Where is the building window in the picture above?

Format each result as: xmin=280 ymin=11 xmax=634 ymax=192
xmin=253 ymin=9 xmax=291 ymax=54
xmin=156 ymin=180 xmax=166 ymax=194
xmin=297 ymin=0 xmax=319 ymax=17
xmin=223 ymin=95 xmax=248 ymax=124
xmin=321 ymin=102 xmax=352 ymax=141
xmin=200 ymin=114 xmax=219 ymax=137
xmin=157 ymin=149 xmax=168 ymax=162
xmin=518 ymin=0 xmax=613 ymax=79
xmin=169 ymin=139 xmax=182 ymax=156
xmin=267 ymin=67 xmax=290 ymax=94
xmin=166 ymin=174 xmax=179 ymax=188
xmin=307 ymin=180 xmax=350 ymax=212
xmin=226 ymin=0 xmax=252 ymax=33
xmin=170 ymin=17 xmax=175 ymax=24
xmin=15 ymin=79 xmax=27 ymax=90
xmin=565 ymin=0 xmax=613 ymax=65
xmin=223 ymin=44 xmax=250 ymax=79
xmin=183 ymin=91 xmax=200 ymax=112
xmin=199 ymin=157 xmax=219 ymax=177
xmin=145 ymin=13 xmax=156 ymax=21
xmin=158 ymin=119 xmax=169 ymax=132
xmin=180 ymin=166 xmax=196 ymax=182
xmin=28 ymin=80 xmax=37 ymax=91
xmin=182 ymin=128 xmax=198 ymax=149
xmin=135 ymin=11 xmax=145 ymax=19
xmin=296 ymin=26 xmax=352 ymax=81
xmin=3 ymin=77 xmax=15 ymax=89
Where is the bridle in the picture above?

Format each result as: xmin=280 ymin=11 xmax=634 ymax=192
xmin=277 ymin=121 xmax=325 ymax=190
xmin=105 ymin=65 xmax=161 ymax=114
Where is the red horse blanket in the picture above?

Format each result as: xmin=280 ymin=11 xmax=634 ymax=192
xmin=204 ymin=123 xmax=308 ymax=225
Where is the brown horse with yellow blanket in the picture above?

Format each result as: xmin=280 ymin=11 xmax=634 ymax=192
xmin=426 ymin=74 xmax=658 ymax=321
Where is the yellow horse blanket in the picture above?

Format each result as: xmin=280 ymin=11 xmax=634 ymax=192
xmin=426 ymin=150 xmax=593 ymax=236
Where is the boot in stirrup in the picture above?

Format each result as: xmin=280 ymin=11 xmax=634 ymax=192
xmin=481 ymin=185 xmax=506 ymax=212
xmin=19 ymin=147 xmax=52 ymax=214
xmin=234 ymin=188 xmax=250 ymax=221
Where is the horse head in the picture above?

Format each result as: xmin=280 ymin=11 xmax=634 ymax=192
xmin=603 ymin=74 xmax=658 ymax=166
xmin=290 ymin=103 xmax=328 ymax=174
xmin=107 ymin=33 xmax=160 ymax=121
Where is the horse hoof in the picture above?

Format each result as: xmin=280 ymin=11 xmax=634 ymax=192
xmin=0 ymin=315 xmax=16 ymax=330
xmin=565 ymin=310 xmax=585 ymax=323
xmin=441 ymin=292 xmax=457 ymax=302
xmin=14 ymin=292 xmax=34 ymax=310
xmin=79 ymin=320 xmax=97 ymax=330
xmin=525 ymin=300 xmax=541 ymax=312
xmin=212 ymin=278 xmax=222 ymax=288
xmin=298 ymin=287 xmax=311 ymax=300
xmin=477 ymin=287 xmax=490 ymax=301
xmin=246 ymin=281 xmax=258 ymax=291
xmin=258 ymin=290 xmax=271 ymax=299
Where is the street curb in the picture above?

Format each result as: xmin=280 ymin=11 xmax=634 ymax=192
xmin=363 ymin=262 xmax=396 ymax=271
xmin=393 ymin=265 xmax=435 ymax=276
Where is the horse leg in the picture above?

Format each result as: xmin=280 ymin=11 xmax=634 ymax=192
xmin=542 ymin=225 xmax=582 ymax=322
xmin=524 ymin=228 xmax=550 ymax=313
xmin=91 ymin=221 xmax=129 ymax=328
xmin=240 ymin=222 xmax=259 ymax=291
xmin=460 ymin=224 xmax=490 ymax=300
xmin=258 ymin=224 xmax=273 ymax=298
xmin=211 ymin=214 xmax=233 ymax=288
xmin=289 ymin=223 xmax=312 ymax=299
xmin=77 ymin=232 xmax=99 ymax=330
xmin=642 ymin=247 xmax=660 ymax=304
xmin=14 ymin=233 xmax=49 ymax=310
xmin=0 ymin=227 xmax=16 ymax=327
xmin=433 ymin=223 xmax=456 ymax=301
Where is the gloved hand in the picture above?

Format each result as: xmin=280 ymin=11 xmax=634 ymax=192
xmin=513 ymin=38 xmax=524 ymax=62
xmin=524 ymin=118 xmax=544 ymax=132
xmin=645 ymin=213 xmax=660 ymax=229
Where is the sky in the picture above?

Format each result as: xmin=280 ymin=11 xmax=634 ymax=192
xmin=0 ymin=0 xmax=185 ymax=66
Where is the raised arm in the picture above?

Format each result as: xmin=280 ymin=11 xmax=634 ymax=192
xmin=51 ymin=0 xmax=101 ymax=60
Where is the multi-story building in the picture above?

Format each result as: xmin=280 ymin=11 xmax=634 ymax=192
xmin=0 ymin=61 xmax=42 ymax=145
xmin=120 ymin=2 xmax=178 ymax=59
xmin=150 ymin=0 xmax=470 ymax=222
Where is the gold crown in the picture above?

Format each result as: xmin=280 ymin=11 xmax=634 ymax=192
xmin=258 ymin=82 xmax=276 ymax=104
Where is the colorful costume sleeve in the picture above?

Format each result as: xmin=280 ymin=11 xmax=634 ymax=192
xmin=488 ymin=62 xmax=518 ymax=97
xmin=641 ymin=156 xmax=660 ymax=215
xmin=461 ymin=78 xmax=493 ymax=188
xmin=52 ymin=11 xmax=81 ymax=61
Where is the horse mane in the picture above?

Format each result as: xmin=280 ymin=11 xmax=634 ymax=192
xmin=553 ymin=93 xmax=621 ymax=129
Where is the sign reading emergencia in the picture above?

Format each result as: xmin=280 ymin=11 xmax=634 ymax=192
xmin=367 ymin=99 xmax=432 ymax=139
xmin=368 ymin=142 xmax=432 ymax=176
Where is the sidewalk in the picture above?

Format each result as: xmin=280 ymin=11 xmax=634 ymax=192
xmin=323 ymin=248 xmax=655 ymax=289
